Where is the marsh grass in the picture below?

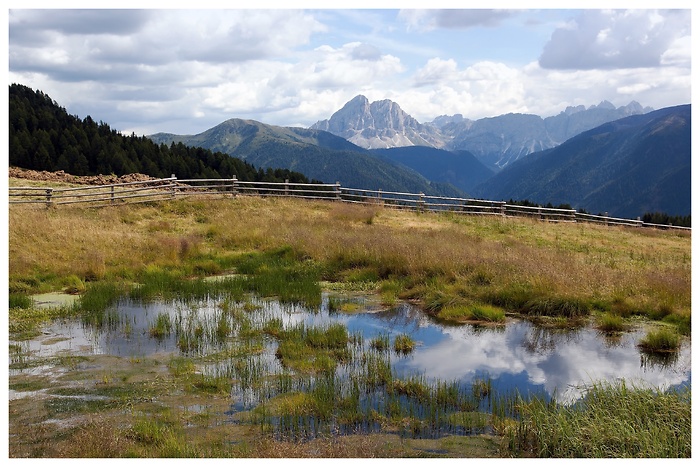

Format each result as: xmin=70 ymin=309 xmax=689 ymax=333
xmin=274 ymin=322 xmax=351 ymax=374
xmin=9 ymin=194 xmax=690 ymax=332
xmin=437 ymin=303 xmax=505 ymax=323
xmin=638 ymin=327 xmax=681 ymax=353
xmin=7 ymin=190 xmax=692 ymax=457
xmin=596 ymin=312 xmax=627 ymax=333
xmin=520 ymin=297 xmax=590 ymax=319
xmin=393 ymin=334 xmax=416 ymax=354
xmin=9 ymin=292 xmax=33 ymax=310
xmin=370 ymin=333 xmax=390 ymax=352
xmin=149 ymin=312 xmax=172 ymax=339
xmin=508 ymin=381 xmax=691 ymax=457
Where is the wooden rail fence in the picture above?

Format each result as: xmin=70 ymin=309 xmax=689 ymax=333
xmin=8 ymin=176 xmax=690 ymax=231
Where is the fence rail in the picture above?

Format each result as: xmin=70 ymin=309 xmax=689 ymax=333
xmin=8 ymin=175 xmax=690 ymax=231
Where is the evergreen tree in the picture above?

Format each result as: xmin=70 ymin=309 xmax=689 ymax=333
xmin=8 ymin=83 xmax=315 ymax=184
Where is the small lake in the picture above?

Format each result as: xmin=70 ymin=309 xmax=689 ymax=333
xmin=15 ymin=292 xmax=691 ymax=409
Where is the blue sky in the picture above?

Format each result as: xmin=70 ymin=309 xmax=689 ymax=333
xmin=5 ymin=2 xmax=694 ymax=136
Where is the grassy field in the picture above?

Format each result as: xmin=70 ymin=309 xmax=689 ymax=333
xmin=9 ymin=188 xmax=691 ymax=331
xmin=7 ymin=184 xmax=692 ymax=457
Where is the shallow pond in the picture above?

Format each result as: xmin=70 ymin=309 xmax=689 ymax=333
xmin=15 ymin=292 xmax=691 ymax=409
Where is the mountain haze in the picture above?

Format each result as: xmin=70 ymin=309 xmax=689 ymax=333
xmin=471 ymin=105 xmax=691 ymax=218
xmin=440 ymin=100 xmax=653 ymax=170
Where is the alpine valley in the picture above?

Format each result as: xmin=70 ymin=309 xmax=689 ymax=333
xmin=8 ymin=84 xmax=690 ymax=219
xmin=150 ymin=95 xmax=689 ymax=219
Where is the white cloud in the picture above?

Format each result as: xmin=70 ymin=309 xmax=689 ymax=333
xmin=398 ymin=9 xmax=515 ymax=32
xmin=413 ymin=58 xmax=460 ymax=86
xmin=7 ymin=8 xmax=691 ymax=135
xmin=402 ymin=59 xmax=526 ymax=121
xmin=539 ymin=9 xmax=691 ymax=70
xmin=10 ymin=10 xmax=326 ymax=75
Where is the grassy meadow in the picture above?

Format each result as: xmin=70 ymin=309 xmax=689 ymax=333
xmin=7 ymin=185 xmax=692 ymax=457
xmin=9 ymin=190 xmax=691 ymax=332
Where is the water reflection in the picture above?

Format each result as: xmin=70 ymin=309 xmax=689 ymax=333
xmin=16 ymin=294 xmax=691 ymax=405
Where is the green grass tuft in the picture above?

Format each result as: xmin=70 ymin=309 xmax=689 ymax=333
xmin=509 ymin=381 xmax=691 ymax=457
xmin=638 ymin=327 xmax=681 ymax=353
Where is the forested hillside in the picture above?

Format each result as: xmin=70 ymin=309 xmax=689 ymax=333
xmin=149 ymin=118 xmax=466 ymax=197
xmin=8 ymin=84 xmax=316 ymax=183
xmin=472 ymin=105 xmax=691 ymax=219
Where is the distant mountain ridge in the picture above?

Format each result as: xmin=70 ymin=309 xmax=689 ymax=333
xmin=313 ymin=95 xmax=653 ymax=171
xmin=471 ymin=104 xmax=691 ymax=218
xmin=11 ymin=82 xmax=689 ymax=220
xmin=151 ymin=118 xmax=363 ymax=154
xmin=149 ymin=118 xmax=466 ymax=198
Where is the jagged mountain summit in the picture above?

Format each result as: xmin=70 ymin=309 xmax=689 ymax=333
xmin=310 ymin=95 xmax=446 ymax=149
xmin=312 ymin=95 xmax=653 ymax=171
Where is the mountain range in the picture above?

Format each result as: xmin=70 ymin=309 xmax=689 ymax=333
xmin=312 ymin=95 xmax=653 ymax=171
xmin=150 ymin=98 xmax=689 ymax=219
xmin=149 ymin=119 xmax=465 ymax=197
xmin=471 ymin=104 xmax=691 ymax=218
xmin=10 ymin=83 xmax=690 ymax=219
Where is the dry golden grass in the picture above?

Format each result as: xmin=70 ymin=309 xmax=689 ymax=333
xmin=8 ymin=188 xmax=691 ymax=323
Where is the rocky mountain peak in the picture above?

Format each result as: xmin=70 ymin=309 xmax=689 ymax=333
xmin=311 ymin=95 xmax=445 ymax=149
xmin=592 ymin=100 xmax=616 ymax=110
xmin=311 ymin=95 xmax=654 ymax=169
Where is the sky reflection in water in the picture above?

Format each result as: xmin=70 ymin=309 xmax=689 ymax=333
xmin=22 ymin=294 xmax=691 ymax=404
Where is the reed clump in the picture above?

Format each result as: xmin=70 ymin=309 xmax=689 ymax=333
xmin=638 ymin=327 xmax=681 ymax=353
xmin=508 ymin=381 xmax=691 ymax=457
xmin=393 ymin=333 xmax=416 ymax=354
xmin=595 ymin=312 xmax=627 ymax=333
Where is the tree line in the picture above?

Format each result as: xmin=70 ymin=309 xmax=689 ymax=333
xmin=506 ymin=200 xmax=690 ymax=227
xmin=8 ymin=83 xmax=317 ymax=184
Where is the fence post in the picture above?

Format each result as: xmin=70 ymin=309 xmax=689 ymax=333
xmin=45 ymin=188 xmax=53 ymax=208
xmin=378 ymin=188 xmax=382 ymax=201
xmin=231 ymin=176 xmax=238 ymax=197
xmin=170 ymin=174 xmax=177 ymax=199
xmin=604 ymin=212 xmax=609 ymax=226
xmin=111 ymin=185 xmax=115 ymax=205
xmin=500 ymin=202 xmax=506 ymax=217
xmin=285 ymin=179 xmax=289 ymax=197
xmin=418 ymin=192 xmax=425 ymax=212
xmin=335 ymin=182 xmax=341 ymax=201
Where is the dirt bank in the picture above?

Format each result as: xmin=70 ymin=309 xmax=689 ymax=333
xmin=9 ymin=167 xmax=157 ymax=186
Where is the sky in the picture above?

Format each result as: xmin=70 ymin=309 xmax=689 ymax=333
xmin=5 ymin=2 xmax=695 ymax=137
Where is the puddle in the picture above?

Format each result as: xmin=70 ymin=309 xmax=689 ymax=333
xmin=31 ymin=292 xmax=80 ymax=309
xmin=11 ymin=292 xmax=691 ymax=439
xmin=14 ymin=294 xmax=691 ymax=404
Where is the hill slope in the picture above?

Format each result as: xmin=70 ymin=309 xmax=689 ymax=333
xmin=472 ymin=105 xmax=691 ymax=218
xmin=8 ymin=83 xmax=315 ymax=184
xmin=370 ymin=146 xmax=494 ymax=194
xmin=149 ymin=119 xmax=465 ymax=197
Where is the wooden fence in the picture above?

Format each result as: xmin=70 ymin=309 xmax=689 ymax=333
xmin=8 ymin=176 xmax=690 ymax=231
